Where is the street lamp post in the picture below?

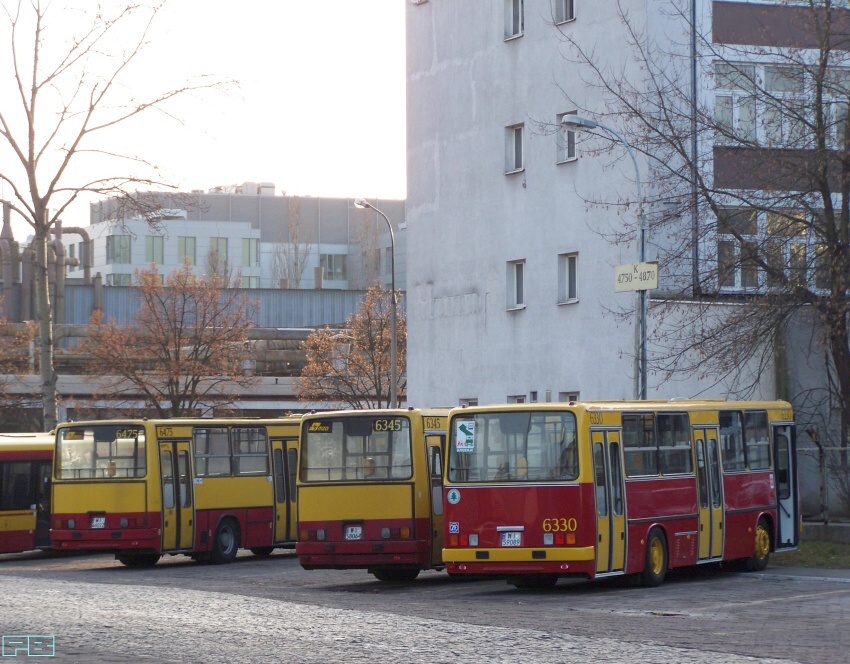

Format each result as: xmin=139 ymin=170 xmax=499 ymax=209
xmin=561 ymin=115 xmax=648 ymax=400
xmin=354 ymin=198 xmax=398 ymax=408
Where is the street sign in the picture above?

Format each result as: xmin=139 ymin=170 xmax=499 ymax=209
xmin=614 ymin=262 xmax=658 ymax=292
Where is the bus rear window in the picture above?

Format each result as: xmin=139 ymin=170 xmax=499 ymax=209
xmin=56 ymin=425 xmax=147 ymax=479
xmin=301 ymin=416 xmax=412 ymax=482
xmin=448 ymin=411 xmax=577 ymax=482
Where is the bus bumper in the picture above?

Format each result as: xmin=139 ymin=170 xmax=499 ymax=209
xmin=297 ymin=539 xmax=430 ymax=570
xmin=51 ymin=528 xmax=161 ymax=552
xmin=442 ymin=546 xmax=596 ymax=576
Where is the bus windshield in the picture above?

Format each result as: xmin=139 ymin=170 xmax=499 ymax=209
xmin=56 ymin=424 xmax=147 ymax=479
xmin=448 ymin=410 xmax=578 ymax=482
xmin=301 ymin=416 xmax=412 ymax=482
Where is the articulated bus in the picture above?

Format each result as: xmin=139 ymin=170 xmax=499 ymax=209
xmin=442 ymin=400 xmax=798 ymax=588
xmin=51 ymin=417 xmax=300 ymax=566
xmin=297 ymin=408 xmax=449 ymax=581
xmin=0 ymin=433 xmax=54 ymax=554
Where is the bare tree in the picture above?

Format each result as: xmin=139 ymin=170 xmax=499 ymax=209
xmin=297 ymin=284 xmax=406 ymax=408
xmin=550 ymin=0 xmax=850 ymax=510
xmin=272 ymin=196 xmax=312 ymax=288
xmin=0 ymin=1 xmax=230 ymax=430
xmin=80 ymin=265 xmax=257 ymax=417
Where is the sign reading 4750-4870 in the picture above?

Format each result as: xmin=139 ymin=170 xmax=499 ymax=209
xmin=614 ymin=262 xmax=658 ymax=292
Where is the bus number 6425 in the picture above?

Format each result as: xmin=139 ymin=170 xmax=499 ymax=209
xmin=542 ymin=518 xmax=578 ymax=533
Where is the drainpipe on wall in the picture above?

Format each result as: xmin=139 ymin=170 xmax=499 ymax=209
xmin=62 ymin=227 xmax=93 ymax=285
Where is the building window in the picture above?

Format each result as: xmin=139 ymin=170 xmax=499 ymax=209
xmin=714 ymin=62 xmax=756 ymax=143
xmin=106 ymin=273 xmax=132 ymax=286
xmin=557 ymin=112 xmax=577 ymax=163
xmin=383 ymin=247 xmax=393 ymax=276
xmin=763 ymin=65 xmax=806 ymax=148
xmin=459 ymin=398 xmax=478 ymax=407
xmin=242 ymin=276 xmax=259 ymax=288
xmin=242 ymin=238 xmax=259 ymax=267
xmin=508 ymin=394 xmax=526 ymax=403
xmin=106 ymin=235 xmax=131 ymax=264
xmin=320 ymin=253 xmax=348 ymax=281
xmin=210 ymin=237 xmax=228 ymax=260
xmin=145 ymin=236 xmax=164 ymax=264
xmin=716 ymin=207 xmax=823 ymax=293
xmin=717 ymin=207 xmax=759 ymax=290
xmin=558 ymin=252 xmax=579 ymax=303
xmin=504 ymin=0 xmax=523 ymax=39
xmin=178 ymin=237 xmax=196 ymax=266
xmin=555 ymin=0 xmax=575 ymax=24
xmin=559 ymin=392 xmax=579 ymax=402
xmin=507 ymin=259 xmax=525 ymax=309
xmin=505 ymin=124 xmax=524 ymax=174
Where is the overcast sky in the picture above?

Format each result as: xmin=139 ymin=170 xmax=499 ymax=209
xmin=0 ymin=0 xmax=406 ymax=238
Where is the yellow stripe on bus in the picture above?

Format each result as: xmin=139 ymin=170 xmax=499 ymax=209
xmin=299 ymin=484 xmax=415 ymax=521
xmin=444 ymin=546 xmax=595 ymax=563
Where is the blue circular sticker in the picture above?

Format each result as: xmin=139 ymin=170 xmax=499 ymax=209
xmin=447 ymin=488 xmax=461 ymax=504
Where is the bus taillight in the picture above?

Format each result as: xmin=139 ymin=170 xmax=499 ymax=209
xmin=543 ymin=533 xmax=575 ymax=546
xmin=380 ymin=527 xmax=412 ymax=540
xmin=300 ymin=529 xmax=326 ymax=541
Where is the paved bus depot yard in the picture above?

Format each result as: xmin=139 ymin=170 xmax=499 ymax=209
xmin=0 ymin=550 xmax=847 ymax=663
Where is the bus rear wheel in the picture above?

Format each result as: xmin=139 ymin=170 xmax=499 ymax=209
xmin=211 ymin=519 xmax=240 ymax=564
xmin=250 ymin=547 xmax=275 ymax=557
xmin=641 ymin=528 xmax=668 ymax=587
xmin=371 ymin=568 xmax=420 ymax=582
xmin=116 ymin=552 xmax=160 ymax=568
xmin=746 ymin=518 xmax=771 ymax=571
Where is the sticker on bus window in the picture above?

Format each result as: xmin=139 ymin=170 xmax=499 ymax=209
xmin=456 ymin=420 xmax=475 ymax=453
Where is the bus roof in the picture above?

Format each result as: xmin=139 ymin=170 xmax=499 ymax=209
xmin=448 ymin=399 xmax=793 ymax=414
xmin=0 ymin=432 xmax=55 ymax=452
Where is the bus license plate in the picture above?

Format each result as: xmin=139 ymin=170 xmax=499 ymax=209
xmin=501 ymin=531 xmax=521 ymax=547
xmin=91 ymin=517 xmax=106 ymax=529
xmin=345 ymin=526 xmax=362 ymax=540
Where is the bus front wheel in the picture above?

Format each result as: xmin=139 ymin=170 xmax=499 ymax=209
xmin=211 ymin=519 xmax=240 ymax=564
xmin=746 ymin=518 xmax=771 ymax=572
xmin=641 ymin=528 xmax=668 ymax=587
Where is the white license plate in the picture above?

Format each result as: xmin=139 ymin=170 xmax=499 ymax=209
xmin=501 ymin=531 xmax=521 ymax=547
xmin=91 ymin=517 xmax=106 ymax=529
xmin=345 ymin=526 xmax=362 ymax=541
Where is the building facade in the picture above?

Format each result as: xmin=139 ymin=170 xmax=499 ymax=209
xmin=67 ymin=184 xmax=406 ymax=292
xmin=405 ymin=1 xmax=850 ymax=516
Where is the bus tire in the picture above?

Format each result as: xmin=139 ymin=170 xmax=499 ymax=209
xmin=116 ymin=552 xmax=160 ymax=567
xmin=211 ymin=519 xmax=240 ymax=565
xmin=641 ymin=528 xmax=668 ymax=587
xmin=371 ymin=568 xmax=420 ymax=582
xmin=746 ymin=518 xmax=771 ymax=572
xmin=509 ymin=575 xmax=558 ymax=589
xmin=250 ymin=547 xmax=275 ymax=557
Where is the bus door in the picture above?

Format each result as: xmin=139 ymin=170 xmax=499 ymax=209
xmin=592 ymin=429 xmax=625 ymax=575
xmin=772 ymin=424 xmax=799 ymax=549
xmin=271 ymin=438 xmax=298 ymax=544
xmin=159 ymin=441 xmax=194 ymax=551
xmin=34 ymin=461 xmax=52 ymax=548
xmin=694 ymin=428 xmax=724 ymax=560
xmin=427 ymin=436 xmax=444 ymax=567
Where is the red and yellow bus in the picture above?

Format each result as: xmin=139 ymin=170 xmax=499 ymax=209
xmin=297 ymin=408 xmax=448 ymax=581
xmin=0 ymin=433 xmax=54 ymax=555
xmin=442 ymin=400 xmax=798 ymax=588
xmin=51 ymin=417 xmax=300 ymax=566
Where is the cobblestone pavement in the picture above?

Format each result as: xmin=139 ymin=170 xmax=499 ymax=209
xmin=0 ymin=550 xmax=847 ymax=663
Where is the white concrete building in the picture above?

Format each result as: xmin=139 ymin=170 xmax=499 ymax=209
xmin=405 ymin=1 xmax=708 ymax=406
xmin=66 ymin=184 xmax=406 ymax=292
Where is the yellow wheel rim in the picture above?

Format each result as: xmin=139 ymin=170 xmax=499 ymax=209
xmin=755 ymin=524 xmax=770 ymax=560
xmin=649 ymin=537 xmax=664 ymax=574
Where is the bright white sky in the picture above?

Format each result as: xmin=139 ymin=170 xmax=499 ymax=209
xmin=0 ymin=0 xmax=406 ymax=238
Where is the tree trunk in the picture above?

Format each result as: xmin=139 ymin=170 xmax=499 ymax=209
xmin=34 ymin=230 xmax=57 ymax=431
